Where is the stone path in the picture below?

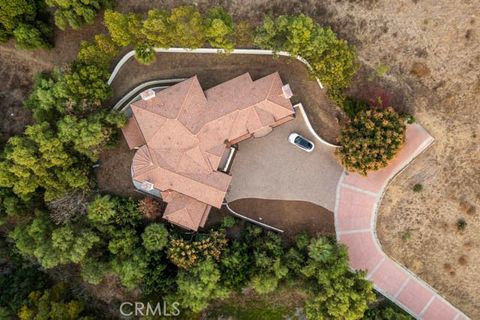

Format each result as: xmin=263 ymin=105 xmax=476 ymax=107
xmin=334 ymin=124 xmax=469 ymax=320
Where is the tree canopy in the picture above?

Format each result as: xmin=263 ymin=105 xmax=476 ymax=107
xmin=254 ymin=14 xmax=358 ymax=92
xmin=0 ymin=0 xmax=51 ymax=49
xmin=336 ymin=107 xmax=406 ymax=175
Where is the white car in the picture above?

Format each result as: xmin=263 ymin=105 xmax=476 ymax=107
xmin=288 ymin=133 xmax=315 ymax=152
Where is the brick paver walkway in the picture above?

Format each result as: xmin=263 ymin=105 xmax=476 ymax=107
xmin=334 ymin=124 xmax=469 ymax=320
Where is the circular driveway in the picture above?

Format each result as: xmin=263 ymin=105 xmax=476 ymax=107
xmin=226 ymin=108 xmax=343 ymax=212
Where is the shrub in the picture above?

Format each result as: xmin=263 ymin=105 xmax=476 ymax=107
xmin=413 ymin=183 xmax=423 ymax=192
xmin=138 ymin=197 xmax=163 ymax=219
xmin=457 ymin=218 xmax=467 ymax=231
xmin=134 ymin=44 xmax=156 ymax=65
xmin=235 ymin=21 xmax=253 ymax=47
xmin=336 ymin=108 xmax=406 ymax=175
xmin=142 ymin=223 xmax=169 ymax=251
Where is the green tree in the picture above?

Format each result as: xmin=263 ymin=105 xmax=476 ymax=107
xmin=175 ymin=258 xmax=230 ymax=313
xmin=142 ymin=223 xmax=169 ymax=251
xmin=301 ymin=237 xmax=376 ymax=320
xmin=168 ymin=6 xmax=205 ymax=48
xmin=17 ymin=283 xmax=90 ymax=320
xmin=111 ymin=251 xmax=148 ymax=290
xmin=0 ymin=123 xmax=90 ymax=201
xmin=87 ymin=194 xmax=117 ymax=224
xmin=205 ymin=7 xmax=235 ymax=51
xmin=245 ymin=227 xmax=288 ymax=294
xmin=46 ymin=0 xmax=113 ymax=30
xmin=336 ymin=108 xmax=406 ymax=175
xmin=141 ymin=9 xmax=171 ymax=48
xmin=10 ymin=213 xmax=100 ymax=268
xmin=80 ymin=258 xmax=110 ymax=285
xmin=104 ymin=9 xmax=142 ymax=47
xmin=254 ymin=14 xmax=357 ymax=91
xmin=0 ymin=0 xmax=51 ymax=49
xmin=57 ymin=111 xmax=126 ymax=161
xmin=62 ymin=64 xmax=112 ymax=113
xmin=76 ymin=34 xmax=119 ymax=68
xmin=108 ymin=228 xmax=138 ymax=256
xmin=13 ymin=23 xmax=51 ymax=49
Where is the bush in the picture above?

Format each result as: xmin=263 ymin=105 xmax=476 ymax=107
xmin=134 ymin=44 xmax=156 ymax=65
xmin=138 ymin=197 xmax=163 ymax=219
xmin=413 ymin=183 xmax=423 ymax=192
xmin=336 ymin=108 xmax=406 ymax=175
xmin=142 ymin=223 xmax=169 ymax=251
xmin=457 ymin=218 xmax=467 ymax=231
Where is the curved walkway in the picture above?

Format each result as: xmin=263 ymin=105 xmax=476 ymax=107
xmin=334 ymin=124 xmax=468 ymax=320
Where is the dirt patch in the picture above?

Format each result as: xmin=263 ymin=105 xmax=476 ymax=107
xmin=228 ymin=198 xmax=335 ymax=240
xmin=95 ymin=135 xmax=140 ymax=198
xmin=108 ymin=52 xmax=342 ymax=144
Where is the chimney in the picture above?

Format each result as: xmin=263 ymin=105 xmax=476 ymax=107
xmin=282 ymin=84 xmax=293 ymax=99
xmin=140 ymin=89 xmax=156 ymax=101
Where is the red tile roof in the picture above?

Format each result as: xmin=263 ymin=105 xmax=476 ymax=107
xmin=122 ymin=72 xmax=294 ymax=230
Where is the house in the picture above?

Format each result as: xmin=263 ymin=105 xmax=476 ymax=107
xmin=122 ymin=72 xmax=295 ymax=231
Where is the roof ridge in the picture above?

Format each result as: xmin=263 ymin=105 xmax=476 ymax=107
xmin=177 ymin=76 xmax=197 ymax=120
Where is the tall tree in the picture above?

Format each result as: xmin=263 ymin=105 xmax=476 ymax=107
xmin=104 ymin=9 xmax=142 ymax=47
xmin=168 ymin=6 xmax=205 ymax=48
xmin=0 ymin=0 xmax=51 ymax=49
xmin=205 ymin=7 xmax=235 ymax=51
xmin=46 ymin=0 xmax=113 ymax=30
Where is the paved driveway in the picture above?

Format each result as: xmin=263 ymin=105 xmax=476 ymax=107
xmin=226 ymin=109 xmax=342 ymax=212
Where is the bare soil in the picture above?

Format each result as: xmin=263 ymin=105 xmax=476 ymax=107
xmin=228 ymin=198 xmax=335 ymax=240
xmin=0 ymin=0 xmax=479 ymax=316
xmin=95 ymin=135 xmax=140 ymax=198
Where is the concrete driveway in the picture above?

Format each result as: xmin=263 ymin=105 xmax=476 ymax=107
xmin=226 ymin=108 xmax=343 ymax=212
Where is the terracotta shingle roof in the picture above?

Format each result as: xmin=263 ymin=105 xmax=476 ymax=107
xmin=122 ymin=72 xmax=294 ymax=230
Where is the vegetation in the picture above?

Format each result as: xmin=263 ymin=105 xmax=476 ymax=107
xmin=457 ymin=218 xmax=467 ymax=231
xmin=254 ymin=14 xmax=357 ymax=93
xmin=0 ymin=4 xmax=409 ymax=319
xmin=413 ymin=183 xmax=423 ymax=192
xmin=46 ymin=0 xmax=113 ymax=30
xmin=104 ymin=5 xmax=238 ymax=65
xmin=17 ymin=283 xmax=93 ymax=320
xmin=0 ymin=0 xmax=51 ymax=49
xmin=336 ymin=107 xmax=406 ymax=175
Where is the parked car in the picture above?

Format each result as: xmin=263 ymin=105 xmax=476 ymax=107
xmin=288 ymin=133 xmax=315 ymax=152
